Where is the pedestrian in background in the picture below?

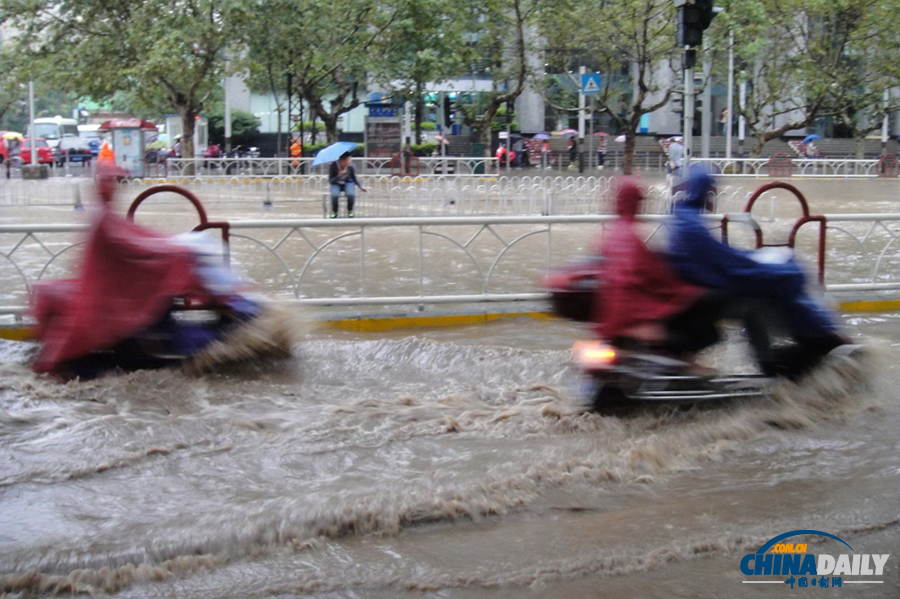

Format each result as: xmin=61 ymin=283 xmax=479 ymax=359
xmin=667 ymin=138 xmax=684 ymax=177
xmin=328 ymin=151 xmax=367 ymax=218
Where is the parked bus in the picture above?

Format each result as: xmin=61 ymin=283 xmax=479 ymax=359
xmin=27 ymin=116 xmax=80 ymax=149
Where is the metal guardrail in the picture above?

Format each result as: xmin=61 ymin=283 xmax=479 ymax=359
xmin=692 ymin=157 xmax=889 ymax=178
xmin=1 ymin=175 xmax=685 ymax=216
xmin=161 ymin=156 xmax=501 ymax=178
xmin=3 ymin=209 xmax=900 ymax=318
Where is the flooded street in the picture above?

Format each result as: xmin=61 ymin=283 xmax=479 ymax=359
xmin=1 ymin=177 xmax=899 ymax=597
xmin=1 ymin=313 xmax=898 ymax=597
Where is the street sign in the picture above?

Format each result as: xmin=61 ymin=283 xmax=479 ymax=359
xmin=581 ymin=73 xmax=601 ymax=95
xmin=369 ymin=106 xmax=398 ymax=118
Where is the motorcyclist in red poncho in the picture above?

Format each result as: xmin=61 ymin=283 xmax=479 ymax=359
xmin=592 ymin=178 xmax=726 ymax=362
xmin=30 ymin=170 xmax=288 ymax=379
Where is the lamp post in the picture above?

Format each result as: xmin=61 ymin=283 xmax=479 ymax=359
xmin=28 ymin=81 xmax=36 ymax=166
xmin=224 ymin=61 xmax=232 ymax=155
xmin=725 ymin=30 xmax=734 ymax=159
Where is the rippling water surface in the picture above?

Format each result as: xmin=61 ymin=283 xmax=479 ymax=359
xmin=1 ymin=313 xmax=898 ymax=598
xmin=1 ymin=177 xmax=899 ymax=597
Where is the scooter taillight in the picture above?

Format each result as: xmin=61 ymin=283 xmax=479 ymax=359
xmin=572 ymin=341 xmax=617 ymax=369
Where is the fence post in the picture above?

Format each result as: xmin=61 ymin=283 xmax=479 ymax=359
xmin=73 ymin=183 xmax=83 ymax=212
xmin=263 ymin=180 xmax=273 ymax=210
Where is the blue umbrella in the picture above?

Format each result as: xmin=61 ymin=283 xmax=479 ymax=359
xmin=311 ymin=142 xmax=359 ymax=168
xmin=533 ymin=133 xmax=550 ymax=140
xmin=802 ymin=134 xmax=820 ymax=144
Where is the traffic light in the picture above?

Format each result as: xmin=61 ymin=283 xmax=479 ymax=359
xmin=442 ymin=96 xmax=452 ymax=128
xmin=677 ymin=0 xmax=716 ymax=48
xmin=505 ymin=100 xmax=515 ymax=124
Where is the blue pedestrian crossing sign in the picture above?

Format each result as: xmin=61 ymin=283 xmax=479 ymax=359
xmin=581 ymin=73 xmax=601 ymax=95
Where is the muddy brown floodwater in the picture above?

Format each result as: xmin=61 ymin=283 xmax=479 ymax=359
xmin=1 ymin=177 xmax=899 ymax=598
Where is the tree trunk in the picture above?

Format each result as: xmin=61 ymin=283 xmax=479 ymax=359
xmin=480 ymin=123 xmax=492 ymax=157
xmin=276 ymin=106 xmax=283 ymax=156
xmin=855 ymin=137 xmax=865 ymax=160
xmin=180 ymin=107 xmax=197 ymax=176
xmin=622 ymin=112 xmax=641 ymax=175
xmin=322 ymin=112 xmax=338 ymax=144
xmin=752 ymin=136 xmax=766 ymax=157
xmin=623 ymin=133 xmax=635 ymax=175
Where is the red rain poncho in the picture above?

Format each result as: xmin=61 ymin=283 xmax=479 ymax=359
xmin=592 ymin=179 xmax=703 ymax=340
xmin=31 ymin=190 xmax=210 ymax=374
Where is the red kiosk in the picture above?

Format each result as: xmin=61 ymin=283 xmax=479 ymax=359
xmin=98 ymin=119 xmax=159 ymax=177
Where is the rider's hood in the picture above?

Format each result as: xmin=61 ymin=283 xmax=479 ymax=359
xmin=682 ymin=167 xmax=715 ymax=211
xmin=616 ymin=178 xmax=643 ymax=220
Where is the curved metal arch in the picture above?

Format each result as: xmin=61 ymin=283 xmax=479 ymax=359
xmin=295 ymin=230 xmax=363 ymax=293
xmin=34 ymin=240 xmax=86 ymax=287
xmin=643 ymin=222 xmax=670 ymax=245
xmin=0 ymin=249 xmax=38 ymax=300
xmin=872 ymin=230 xmax=900 ymax=283
xmin=224 ymin=233 xmax=302 ymax=298
xmin=859 ymin=219 xmax=896 ymax=245
xmin=485 ymin=227 xmax=550 ymax=293
xmin=823 ymin=225 xmax=874 ymax=283
xmin=419 ymin=229 xmax=487 ymax=287
xmin=127 ymin=184 xmax=210 ymax=225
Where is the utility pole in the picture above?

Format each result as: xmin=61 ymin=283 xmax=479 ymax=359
xmin=588 ymin=96 xmax=594 ymax=170
xmin=701 ymin=42 xmax=711 ymax=158
xmin=28 ymin=81 xmax=36 ymax=166
xmin=684 ymin=49 xmax=694 ymax=171
xmin=224 ymin=60 xmax=232 ymax=154
xmin=578 ymin=66 xmax=586 ymax=139
xmin=676 ymin=0 xmax=717 ymax=171
xmin=725 ymin=30 xmax=734 ymax=159
xmin=883 ymin=89 xmax=890 ymax=156
xmin=739 ymin=75 xmax=746 ymax=160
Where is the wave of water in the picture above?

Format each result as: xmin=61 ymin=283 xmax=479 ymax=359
xmin=0 ymin=335 xmax=894 ymax=596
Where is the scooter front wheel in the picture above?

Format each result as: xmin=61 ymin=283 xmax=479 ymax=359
xmin=591 ymin=381 xmax=630 ymax=414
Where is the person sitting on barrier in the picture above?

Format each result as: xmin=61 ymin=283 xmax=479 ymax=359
xmin=667 ymin=166 xmax=850 ymax=378
xmin=328 ymin=151 xmax=367 ymax=218
xmin=592 ymin=178 xmax=726 ymax=363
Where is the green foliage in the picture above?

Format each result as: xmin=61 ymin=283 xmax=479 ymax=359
xmin=207 ymin=109 xmax=261 ymax=147
xmin=419 ymin=121 xmax=437 ymax=131
xmin=303 ymin=142 xmax=364 ymax=158
xmin=410 ymin=142 xmax=438 ymax=156
xmin=0 ymin=0 xmax=237 ymax=158
xmin=720 ymin=0 xmax=895 ymax=154
xmin=541 ymin=0 xmax=678 ymax=172
xmin=490 ymin=120 xmax=519 ymax=132
xmin=448 ymin=0 xmax=550 ymax=151
xmin=233 ymin=0 xmax=397 ymax=143
xmin=292 ymin=121 xmax=326 ymax=132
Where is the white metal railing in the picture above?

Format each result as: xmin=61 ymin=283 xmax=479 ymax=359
xmin=161 ymin=156 xmax=501 ymax=179
xmin=692 ymin=157 xmax=889 ymax=178
xmin=2 ymin=175 xmax=697 ymax=217
xmin=3 ymin=211 xmax=900 ymax=319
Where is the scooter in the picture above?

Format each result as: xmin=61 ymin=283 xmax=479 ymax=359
xmin=544 ymin=259 xmax=776 ymax=410
xmin=31 ymin=182 xmax=295 ymax=379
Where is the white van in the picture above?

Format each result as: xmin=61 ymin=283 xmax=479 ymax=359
xmin=27 ymin=116 xmax=80 ymax=149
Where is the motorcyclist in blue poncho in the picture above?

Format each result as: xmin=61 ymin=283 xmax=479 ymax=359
xmin=668 ymin=168 xmax=850 ymax=379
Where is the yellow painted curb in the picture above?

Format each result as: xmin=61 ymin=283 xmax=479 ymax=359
xmin=836 ymin=298 xmax=900 ymax=313
xmin=0 ymin=327 xmax=33 ymax=342
xmin=322 ymin=311 xmax=555 ymax=332
xmin=1 ymin=299 xmax=897 ymax=342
